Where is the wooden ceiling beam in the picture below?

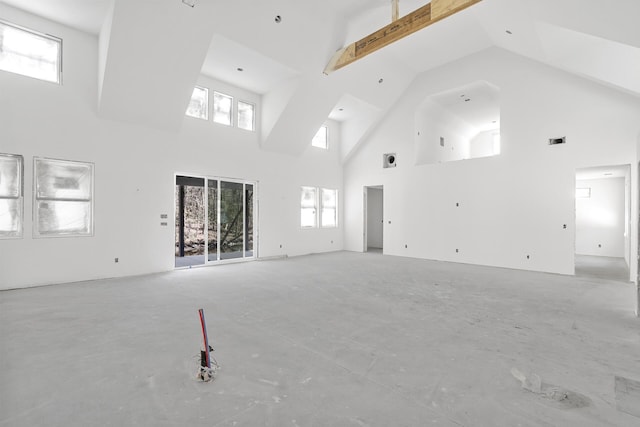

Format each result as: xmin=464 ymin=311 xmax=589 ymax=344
xmin=324 ymin=0 xmax=483 ymax=74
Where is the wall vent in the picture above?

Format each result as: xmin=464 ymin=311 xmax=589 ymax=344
xmin=549 ymin=137 xmax=566 ymax=145
xmin=383 ymin=153 xmax=397 ymax=168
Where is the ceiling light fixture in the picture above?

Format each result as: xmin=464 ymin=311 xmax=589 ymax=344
xmin=506 ymin=30 xmax=513 ymax=35
xmin=378 ymin=78 xmax=384 ymax=84
xmin=464 ymin=98 xmax=471 ymax=102
xmin=338 ymin=108 xmax=344 ymax=111
xmin=275 ymin=15 xmax=282 ymax=23
xmin=182 ymin=0 xmax=196 ymax=8
xmin=237 ymin=67 xmax=244 ymax=72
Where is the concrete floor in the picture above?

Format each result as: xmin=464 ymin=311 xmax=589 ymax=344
xmin=575 ymin=255 xmax=630 ymax=282
xmin=1 ymin=252 xmax=639 ymax=426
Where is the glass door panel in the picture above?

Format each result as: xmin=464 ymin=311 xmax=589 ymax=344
xmin=207 ymin=179 xmax=218 ymax=262
xmin=220 ymin=181 xmax=244 ymax=260
xmin=245 ymin=184 xmax=254 ymax=257
xmin=175 ymin=175 xmax=205 ymax=267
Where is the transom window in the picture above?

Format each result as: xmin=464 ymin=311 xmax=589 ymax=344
xmin=312 ymin=125 xmax=328 ymax=149
xmin=213 ymin=91 xmax=233 ymax=126
xmin=186 ymin=86 xmax=208 ymax=120
xmin=237 ymin=100 xmax=255 ymax=131
xmin=0 ymin=20 xmax=62 ymax=84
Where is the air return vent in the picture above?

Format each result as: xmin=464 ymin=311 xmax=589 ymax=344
xmin=383 ymin=153 xmax=397 ymax=168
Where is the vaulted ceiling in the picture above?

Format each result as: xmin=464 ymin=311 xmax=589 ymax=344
xmin=3 ymin=0 xmax=639 ymax=159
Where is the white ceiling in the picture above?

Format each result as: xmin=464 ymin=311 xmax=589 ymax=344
xmin=2 ymin=0 xmax=639 ymax=156
xmin=4 ymin=0 xmax=639 ymax=97
xmin=429 ymin=80 xmax=500 ymax=131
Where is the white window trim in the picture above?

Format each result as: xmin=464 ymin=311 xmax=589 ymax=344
xmin=0 ymin=153 xmax=24 ymax=239
xmin=212 ymin=91 xmax=234 ymax=126
xmin=312 ymin=125 xmax=328 ymax=149
xmin=186 ymin=85 xmax=209 ymax=120
xmin=320 ymin=188 xmax=338 ymax=228
xmin=0 ymin=19 xmax=63 ymax=84
xmin=33 ymin=157 xmax=94 ymax=238
xmin=301 ymin=186 xmax=338 ymax=229
xmin=237 ymin=99 xmax=256 ymax=131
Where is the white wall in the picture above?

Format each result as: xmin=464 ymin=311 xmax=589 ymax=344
xmin=470 ymin=130 xmax=499 ymax=159
xmin=366 ymin=187 xmax=383 ymax=249
xmin=344 ymin=48 xmax=640 ymax=280
xmin=575 ymin=178 xmax=625 ymax=257
xmin=415 ymin=100 xmax=475 ymax=165
xmin=0 ymin=6 xmax=343 ymax=289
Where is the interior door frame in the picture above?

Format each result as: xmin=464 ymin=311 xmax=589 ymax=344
xmin=363 ymin=185 xmax=384 ymax=253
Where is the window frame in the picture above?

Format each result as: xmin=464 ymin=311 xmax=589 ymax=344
xmin=300 ymin=186 xmax=318 ymax=228
xmin=312 ymin=125 xmax=328 ymax=149
xmin=212 ymin=91 xmax=234 ymax=126
xmin=0 ymin=19 xmax=63 ymax=84
xmin=320 ymin=188 xmax=338 ymax=228
xmin=300 ymin=186 xmax=338 ymax=229
xmin=33 ymin=157 xmax=95 ymax=238
xmin=185 ymin=85 xmax=209 ymax=120
xmin=0 ymin=153 xmax=24 ymax=239
xmin=237 ymin=100 xmax=256 ymax=131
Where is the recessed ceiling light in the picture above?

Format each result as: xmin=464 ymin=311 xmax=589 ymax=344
xmin=506 ymin=30 xmax=513 ymax=35
xmin=275 ymin=15 xmax=282 ymax=23
xmin=237 ymin=67 xmax=244 ymax=72
xmin=338 ymin=108 xmax=344 ymax=111
xmin=182 ymin=0 xmax=196 ymax=7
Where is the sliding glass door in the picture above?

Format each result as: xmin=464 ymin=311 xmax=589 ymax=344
xmin=175 ymin=175 xmax=255 ymax=267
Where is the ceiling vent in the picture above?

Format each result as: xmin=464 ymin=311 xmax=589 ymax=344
xmin=383 ymin=153 xmax=397 ymax=168
xmin=549 ymin=137 xmax=566 ymax=145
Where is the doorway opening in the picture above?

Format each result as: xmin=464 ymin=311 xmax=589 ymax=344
xmin=364 ymin=186 xmax=383 ymax=253
xmin=575 ymin=165 xmax=630 ymax=282
xmin=175 ymin=175 xmax=255 ymax=268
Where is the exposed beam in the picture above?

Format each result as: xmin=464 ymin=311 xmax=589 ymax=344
xmin=324 ymin=0 xmax=482 ymax=74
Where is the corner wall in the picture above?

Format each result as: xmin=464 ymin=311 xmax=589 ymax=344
xmin=345 ymin=48 xmax=640 ymax=282
xmin=0 ymin=6 xmax=343 ymax=289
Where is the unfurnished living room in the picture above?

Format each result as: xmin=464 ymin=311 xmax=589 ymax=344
xmin=1 ymin=0 xmax=639 ymax=426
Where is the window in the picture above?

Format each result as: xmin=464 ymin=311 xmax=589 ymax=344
xmin=0 ymin=20 xmax=61 ymax=84
xmin=493 ymin=133 xmax=501 ymax=155
xmin=238 ymin=100 xmax=255 ymax=131
xmin=576 ymin=188 xmax=591 ymax=198
xmin=186 ymin=86 xmax=208 ymax=120
xmin=300 ymin=186 xmax=317 ymax=228
xmin=0 ymin=153 xmax=23 ymax=238
xmin=312 ymin=125 xmax=328 ymax=149
xmin=213 ymin=91 xmax=233 ymax=126
xmin=301 ymin=186 xmax=338 ymax=228
xmin=321 ymin=188 xmax=337 ymax=228
xmin=34 ymin=158 xmax=94 ymax=237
